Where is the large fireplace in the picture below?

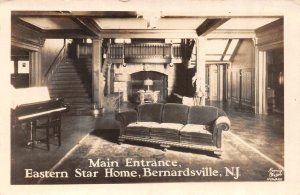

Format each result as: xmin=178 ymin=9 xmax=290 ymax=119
xmin=128 ymin=71 xmax=168 ymax=103
xmin=112 ymin=63 xmax=177 ymax=104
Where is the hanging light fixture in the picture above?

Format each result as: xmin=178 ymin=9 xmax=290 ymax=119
xmin=141 ymin=11 xmax=161 ymax=29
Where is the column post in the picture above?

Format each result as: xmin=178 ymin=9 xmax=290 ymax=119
xmin=196 ymin=37 xmax=206 ymax=105
xmin=92 ymin=39 xmax=103 ymax=107
xmin=254 ymin=38 xmax=267 ymax=114
xmin=106 ymin=63 xmax=111 ymax=95
xmin=29 ymin=50 xmax=42 ymax=86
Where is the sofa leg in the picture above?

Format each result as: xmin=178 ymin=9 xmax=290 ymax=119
xmin=213 ymin=151 xmax=222 ymax=156
xmin=160 ymin=144 xmax=170 ymax=152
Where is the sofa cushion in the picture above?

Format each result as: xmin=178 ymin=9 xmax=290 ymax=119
xmin=151 ymin=123 xmax=184 ymax=135
xmin=127 ymin=122 xmax=160 ymax=128
xmin=137 ymin=103 xmax=164 ymax=123
xmin=162 ymin=103 xmax=189 ymax=124
xmin=187 ymin=106 xmax=219 ymax=125
xmin=180 ymin=124 xmax=212 ymax=138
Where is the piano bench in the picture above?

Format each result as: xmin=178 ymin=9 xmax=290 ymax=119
xmin=35 ymin=115 xmax=62 ymax=150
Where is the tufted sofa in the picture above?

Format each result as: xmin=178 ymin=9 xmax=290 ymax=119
xmin=116 ymin=103 xmax=231 ymax=156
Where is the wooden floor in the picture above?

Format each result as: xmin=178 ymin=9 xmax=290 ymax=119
xmin=11 ymin=101 xmax=284 ymax=184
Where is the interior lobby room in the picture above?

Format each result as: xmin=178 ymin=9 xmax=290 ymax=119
xmin=3 ymin=0 xmax=300 ymax=191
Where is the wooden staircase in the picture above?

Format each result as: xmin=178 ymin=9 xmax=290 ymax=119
xmin=48 ymin=58 xmax=93 ymax=115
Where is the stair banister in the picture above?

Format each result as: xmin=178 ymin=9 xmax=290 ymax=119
xmin=43 ymin=40 xmax=67 ymax=85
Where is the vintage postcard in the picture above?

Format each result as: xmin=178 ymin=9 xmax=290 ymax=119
xmin=1 ymin=0 xmax=300 ymax=194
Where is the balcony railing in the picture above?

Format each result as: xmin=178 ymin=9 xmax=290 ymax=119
xmin=107 ymin=43 xmax=186 ymax=64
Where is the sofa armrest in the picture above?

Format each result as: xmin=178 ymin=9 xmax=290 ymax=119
xmin=212 ymin=116 xmax=231 ymax=148
xmin=215 ymin=116 xmax=231 ymax=131
xmin=115 ymin=110 xmax=138 ymax=127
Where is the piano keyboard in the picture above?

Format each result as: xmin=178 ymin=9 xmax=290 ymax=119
xmin=18 ymin=107 xmax=67 ymax=120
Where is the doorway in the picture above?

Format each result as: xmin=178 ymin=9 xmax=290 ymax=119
xmin=206 ymin=64 xmax=228 ymax=102
xmin=266 ymin=48 xmax=284 ymax=114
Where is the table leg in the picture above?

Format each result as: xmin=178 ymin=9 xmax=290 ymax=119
xmin=27 ymin=121 xmax=35 ymax=149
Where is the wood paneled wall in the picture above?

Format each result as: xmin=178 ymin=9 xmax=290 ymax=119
xmin=229 ymin=39 xmax=255 ymax=108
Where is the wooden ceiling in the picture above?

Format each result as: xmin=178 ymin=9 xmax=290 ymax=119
xmin=12 ymin=11 xmax=280 ymax=39
xmin=11 ymin=11 xmax=281 ymax=62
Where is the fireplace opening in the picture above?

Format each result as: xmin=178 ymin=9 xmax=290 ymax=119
xmin=128 ymin=71 xmax=168 ymax=103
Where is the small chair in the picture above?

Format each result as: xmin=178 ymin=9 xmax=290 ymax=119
xmin=35 ymin=114 xmax=62 ymax=150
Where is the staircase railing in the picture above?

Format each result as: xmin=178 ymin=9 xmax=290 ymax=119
xmin=43 ymin=41 xmax=67 ymax=85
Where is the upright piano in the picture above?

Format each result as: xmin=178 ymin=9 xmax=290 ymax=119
xmin=11 ymin=87 xmax=69 ymax=150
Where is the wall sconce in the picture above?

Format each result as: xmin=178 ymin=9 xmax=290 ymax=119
xmin=169 ymin=63 xmax=174 ymax=67
xmin=122 ymin=63 xmax=127 ymax=67
xmin=278 ymin=72 xmax=284 ymax=86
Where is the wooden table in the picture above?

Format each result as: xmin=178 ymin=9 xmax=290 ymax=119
xmin=137 ymin=90 xmax=160 ymax=104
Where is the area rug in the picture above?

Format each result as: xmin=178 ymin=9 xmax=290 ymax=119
xmin=39 ymin=129 xmax=284 ymax=184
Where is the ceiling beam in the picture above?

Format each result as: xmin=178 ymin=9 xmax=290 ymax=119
xmin=206 ymin=29 xmax=256 ymax=39
xmin=72 ymin=17 xmax=102 ymax=36
xmin=12 ymin=11 xmax=281 ymax=19
xmin=98 ymin=29 xmax=198 ymax=39
xmin=229 ymin=39 xmax=242 ymax=61
xmin=42 ymin=29 xmax=97 ymax=39
xmin=12 ymin=11 xmax=138 ymax=18
xmin=196 ymin=18 xmax=229 ymax=36
xmin=220 ymin=39 xmax=232 ymax=61
xmin=12 ymin=17 xmax=44 ymax=34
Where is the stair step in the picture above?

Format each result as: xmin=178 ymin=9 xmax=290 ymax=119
xmin=58 ymin=64 xmax=75 ymax=68
xmin=49 ymin=83 xmax=86 ymax=87
xmin=51 ymin=93 xmax=90 ymax=97
xmin=50 ymin=80 xmax=83 ymax=84
xmin=51 ymin=76 xmax=82 ymax=80
xmin=56 ymin=69 xmax=78 ymax=73
xmin=51 ymin=77 xmax=82 ymax=83
xmin=49 ymin=87 xmax=88 ymax=92
xmin=48 ymin=88 xmax=88 ymax=93
xmin=48 ymin=57 xmax=93 ymax=115
xmin=54 ymin=72 xmax=79 ymax=76
xmin=53 ymin=75 xmax=80 ymax=79
xmin=51 ymin=78 xmax=82 ymax=82
xmin=48 ymin=84 xmax=87 ymax=89
xmin=64 ymin=97 xmax=92 ymax=102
